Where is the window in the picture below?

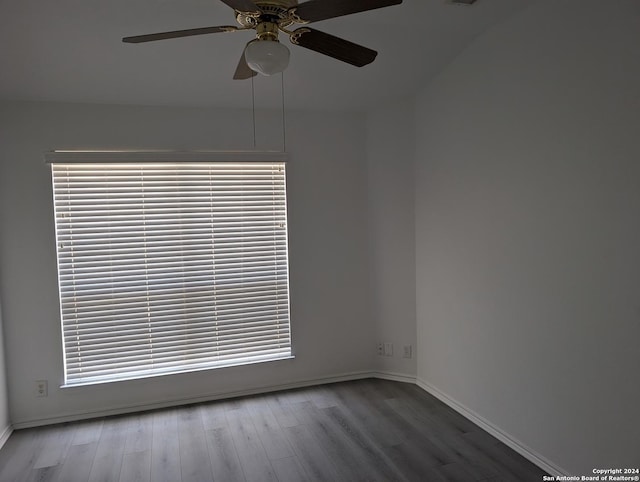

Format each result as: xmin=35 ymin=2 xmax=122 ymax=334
xmin=49 ymin=152 xmax=291 ymax=386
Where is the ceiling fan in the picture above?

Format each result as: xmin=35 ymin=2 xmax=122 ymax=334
xmin=123 ymin=0 xmax=403 ymax=79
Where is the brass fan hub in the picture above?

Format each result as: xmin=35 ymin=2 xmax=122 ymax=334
xmin=255 ymin=22 xmax=279 ymax=41
xmin=236 ymin=0 xmax=299 ymax=29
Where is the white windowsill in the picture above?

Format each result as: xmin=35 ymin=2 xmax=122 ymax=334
xmin=60 ymin=354 xmax=295 ymax=389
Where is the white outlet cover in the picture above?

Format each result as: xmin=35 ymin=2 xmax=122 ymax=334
xmin=36 ymin=380 xmax=48 ymax=397
xmin=384 ymin=343 xmax=393 ymax=356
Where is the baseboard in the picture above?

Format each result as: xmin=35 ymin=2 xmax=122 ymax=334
xmin=0 ymin=423 xmax=12 ymax=450
xmin=416 ymin=377 xmax=569 ymax=477
xmin=12 ymin=370 xmax=376 ymax=429
xmin=371 ymin=370 xmax=416 ymax=384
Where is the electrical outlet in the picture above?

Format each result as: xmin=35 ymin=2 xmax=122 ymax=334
xmin=384 ymin=342 xmax=393 ymax=357
xmin=403 ymin=345 xmax=412 ymax=359
xmin=36 ymin=380 xmax=48 ymax=398
xmin=376 ymin=342 xmax=384 ymax=356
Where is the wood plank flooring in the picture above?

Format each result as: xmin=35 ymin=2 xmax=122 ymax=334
xmin=0 ymin=379 xmax=548 ymax=481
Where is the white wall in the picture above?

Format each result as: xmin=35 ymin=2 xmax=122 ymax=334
xmin=0 ymin=299 xmax=10 ymax=446
xmin=366 ymin=100 xmax=416 ymax=376
xmin=415 ymin=0 xmax=640 ymax=475
xmin=0 ymin=100 xmax=372 ymax=426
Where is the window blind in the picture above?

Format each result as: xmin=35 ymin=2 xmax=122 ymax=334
xmin=51 ymin=161 xmax=291 ymax=386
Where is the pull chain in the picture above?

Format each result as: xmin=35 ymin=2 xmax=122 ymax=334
xmin=251 ymin=74 xmax=257 ymax=148
xmin=281 ymin=72 xmax=286 ymax=152
xmin=251 ymin=72 xmax=286 ymax=151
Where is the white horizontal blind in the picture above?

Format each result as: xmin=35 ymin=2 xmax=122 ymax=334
xmin=52 ymin=162 xmax=291 ymax=386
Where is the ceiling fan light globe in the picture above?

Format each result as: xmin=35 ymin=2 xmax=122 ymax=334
xmin=245 ymin=40 xmax=290 ymax=76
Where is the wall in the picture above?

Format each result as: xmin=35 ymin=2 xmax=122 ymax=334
xmin=0 ymin=299 xmax=10 ymax=447
xmin=0 ymin=100 xmax=372 ymax=426
xmin=366 ymin=100 xmax=416 ymax=377
xmin=415 ymin=0 xmax=640 ymax=475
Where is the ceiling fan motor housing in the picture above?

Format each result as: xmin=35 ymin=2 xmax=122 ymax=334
xmin=255 ymin=21 xmax=280 ymax=41
xmin=236 ymin=0 xmax=300 ymax=29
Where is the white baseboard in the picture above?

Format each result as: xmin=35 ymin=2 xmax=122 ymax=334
xmin=0 ymin=424 xmax=12 ymax=450
xmin=12 ymin=370 xmax=376 ymax=429
xmin=416 ymin=377 xmax=568 ymax=477
xmin=371 ymin=370 xmax=416 ymax=384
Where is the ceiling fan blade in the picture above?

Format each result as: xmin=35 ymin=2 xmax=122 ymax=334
xmin=218 ymin=0 xmax=261 ymax=13
xmin=122 ymin=25 xmax=241 ymax=43
xmin=290 ymin=28 xmax=377 ymax=67
xmin=233 ymin=48 xmax=257 ymax=80
xmin=292 ymin=0 xmax=402 ymax=23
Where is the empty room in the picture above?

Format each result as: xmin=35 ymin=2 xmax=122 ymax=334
xmin=0 ymin=0 xmax=638 ymax=480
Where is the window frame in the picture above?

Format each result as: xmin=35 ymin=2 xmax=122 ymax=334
xmin=46 ymin=150 xmax=293 ymax=387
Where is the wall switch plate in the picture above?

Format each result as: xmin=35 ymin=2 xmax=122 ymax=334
xmin=36 ymin=380 xmax=48 ymax=398
xmin=384 ymin=342 xmax=393 ymax=357
xmin=376 ymin=343 xmax=384 ymax=356
xmin=403 ymin=345 xmax=412 ymax=359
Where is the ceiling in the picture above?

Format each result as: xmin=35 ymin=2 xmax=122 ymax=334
xmin=0 ymin=0 xmax=534 ymax=111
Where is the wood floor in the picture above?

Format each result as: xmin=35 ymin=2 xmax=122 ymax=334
xmin=0 ymin=379 xmax=547 ymax=482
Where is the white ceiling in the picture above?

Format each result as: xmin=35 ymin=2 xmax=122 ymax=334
xmin=0 ymin=0 xmax=534 ymax=111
